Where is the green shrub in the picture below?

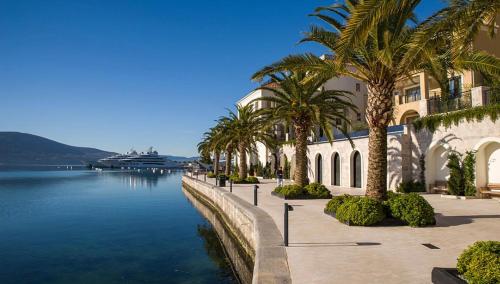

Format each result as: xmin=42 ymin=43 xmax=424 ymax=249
xmin=463 ymin=151 xmax=477 ymax=196
xmin=273 ymin=185 xmax=305 ymax=198
xmin=396 ymin=180 xmax=425 ymax=193
xmin=305 ymin=183 xmax=332 ymax=198
xmin=457 ymin=241 xmax=500 ymax=284
xmin=325 ymin=194 xmax=353 ymax=214
xmin=207 ymin=172 xmax=216 ymax=178
xmin=387 ymin=193 xmax=435 ymax=227
xmin=245 ymin=176 xmax=259 ymax=184
xmin=447 ymin=152 xmax=464 ymax=196
xmin=335 ymin=197 xmax=385 ymax=226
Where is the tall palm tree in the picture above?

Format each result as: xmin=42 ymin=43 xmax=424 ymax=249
xmin=197 ymin=125 xmax=224 ymax=176
xmin=252 ymin=0 xmax=500 ymax=200
xmin=253 ymin=71 xmax=356 ymax=187
xmin=227 ymin=105 xmax=275 ymax=179
xmin=213 ymin=116 xmax=237 ymax=176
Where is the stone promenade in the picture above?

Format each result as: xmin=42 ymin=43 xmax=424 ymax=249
xmin=201 ymin=177 xmax=500 ymax=283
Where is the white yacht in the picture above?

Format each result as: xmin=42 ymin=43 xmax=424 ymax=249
xmin=98 ymin=147 xmax=176 ymax=169
xmin=98 ymin=149 xmax=139 ymax=168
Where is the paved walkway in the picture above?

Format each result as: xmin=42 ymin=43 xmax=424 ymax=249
xmin=203 ymin=177 xmax=500 ymax=284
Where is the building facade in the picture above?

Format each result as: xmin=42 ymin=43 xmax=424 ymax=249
xmin=236 ymin=27 xmax=500 ymax=193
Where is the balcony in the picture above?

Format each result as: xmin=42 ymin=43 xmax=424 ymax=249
xmin=400 ymin=86 xmax=421 ymax=104
xmin=427 ymin=90 xmax=472 ymax=115
xmin=483 ymin=87 xmax=500 ymax=105
xmin=310 ymin=125 xmax=405 ymax=144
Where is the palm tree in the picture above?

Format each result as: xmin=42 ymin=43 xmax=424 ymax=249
xmin=252 ymin=1 xmax=500 ymax=200
xmin=226 ymin=105 xmax=275 ymax=179
xmin=253 ymin=71 xmax=356 ymax=187
xmin=197 ymin=125 xmax=224 ymax=176
xmin=213 ymin=116 xmax=237 ymax=176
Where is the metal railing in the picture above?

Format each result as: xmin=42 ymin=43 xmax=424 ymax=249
xmin=427 ymin=90 xmax=472 ymax=114
xmin=401 ymin=92 xmax=421 ymax=104
xmin=483 ymin=88 xmax=500 ymax=105
xmin=311 ymin=125 xmax=405 ymax=144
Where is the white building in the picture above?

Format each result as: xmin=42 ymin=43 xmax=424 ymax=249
xmin=237 ymin=73 xmax=499 ymax=193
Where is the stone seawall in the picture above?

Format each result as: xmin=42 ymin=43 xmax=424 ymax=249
xmin=182 ymin=175 xmax=291 ymax=284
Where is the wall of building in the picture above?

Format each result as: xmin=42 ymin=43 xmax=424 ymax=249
xmin=410 ymin=118 xmax=500 ymax=190
xmin=282 ymin=128 xmax=410 ymax=191
xmin=280 ymin=118 xmax=500 ymax=193
xmin=323 ymin=75 xmax=368 ymax=124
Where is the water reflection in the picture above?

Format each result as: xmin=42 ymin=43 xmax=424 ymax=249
xmin=100 ymin=169 xmax=183 ymax=189
xmin=0 ymin=171 xmax=238 ymax=284
xmin=183 ymin=187 xmax=253 ymax=284
xmin=197 ymin=224 xmax=239 ymax=282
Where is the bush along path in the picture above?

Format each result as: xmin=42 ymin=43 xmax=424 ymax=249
xmin=324 ymin=192 xmax=436 ymax=227
xmin=272 ymin=183 xmax=332 ymax=199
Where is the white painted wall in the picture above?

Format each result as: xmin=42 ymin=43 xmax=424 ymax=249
xmin=433 ymin=146 xmax=449 ymax=182
xmin=486 ymin=143 xmax=500 ymax=184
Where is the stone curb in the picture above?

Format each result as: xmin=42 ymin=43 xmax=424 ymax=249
xmin=182 ymin=175 xmax=292 ymax=284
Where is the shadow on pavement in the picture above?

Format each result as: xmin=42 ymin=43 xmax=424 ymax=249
xmin=434 ymin=213 xmax=500 ymax=227
xmin=288 ymin=242 xmax=381 ymax=247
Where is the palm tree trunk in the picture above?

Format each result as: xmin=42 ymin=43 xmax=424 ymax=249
xmin=225 ymin=145 xmax=233 ymax=176
xmin=214 ymin=151 xmax=220 ymax=176
xmin=365 ymin=84 xmax=394 ymax=200
xmin=294 ymin=124 xmax=308 ymax=187
xmin=238 ymin=143 xmax=247 ymax=179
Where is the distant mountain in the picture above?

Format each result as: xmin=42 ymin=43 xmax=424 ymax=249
xmin=0 ymin=132 xmax=116 ymax=166
xmin=165 ymin=155 xmax=199 ymax=162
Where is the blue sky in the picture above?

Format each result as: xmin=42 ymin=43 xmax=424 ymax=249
xmin=0 ymin=0 xmax=444 ymax=156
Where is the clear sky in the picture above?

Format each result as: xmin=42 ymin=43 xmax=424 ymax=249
xmin=0 ymin=0 xmax=444 ymax=156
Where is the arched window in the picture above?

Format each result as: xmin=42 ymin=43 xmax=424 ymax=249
xmin=331 ymin=153 xmax=340 ymax=186
xmin=352 ymin=151 xmax=362 ymax=188
xmin=316 ymin=154 xmax=323 ymax=184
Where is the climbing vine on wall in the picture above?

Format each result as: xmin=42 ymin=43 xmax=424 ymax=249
xmin=412 ymin=105 xmax=500 ymax=133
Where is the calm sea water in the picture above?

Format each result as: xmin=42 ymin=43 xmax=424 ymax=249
xmin=0 ymin=170 xmax=238 ymax=284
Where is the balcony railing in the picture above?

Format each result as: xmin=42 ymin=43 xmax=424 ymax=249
xmin=401 ymin=92 xmax=421 ymax=104
xmin=483 ymin=87 xmax=500 ymax=105
xmin=311 ymin=125 xmax=405 ymax=144
xmin=427 ymin=90 xmax=472 ymax=114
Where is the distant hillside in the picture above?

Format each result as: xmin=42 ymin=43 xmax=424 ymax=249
xmin=0 ymin=132 xmax=116 ymax=166
xmin=165 ymin=155 xmax=199 ymax=162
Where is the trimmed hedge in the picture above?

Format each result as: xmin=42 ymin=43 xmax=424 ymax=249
xmin=457 ymin=241 xmax=500 ymax=284
xmin=245 ymin=176 xmax=259 ymax=184
xmin=335 ymin=197 xmax=386 ymax=226
xmin=386 ymin=193 xmax=435 ymax=227
xmin=273 ymin=185 xmax=305 ymax=198
xmin=396 ymin=181 xmax=425 ymax=193
xmin=207 ymin=172 xmax=216 ymax=178
xmin=305 ymin=183 xmax=332 ymax=199
xmin=231 ymin=176 xmax=260 ymax=184
xmin=273 ymin=183 xmax=332 ymax=199
xmin=325 ymin=194 xmax=353 ymax=214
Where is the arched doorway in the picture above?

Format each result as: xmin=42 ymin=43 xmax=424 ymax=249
xmin=399 ymin=110 xmax=420 ymax=125
xmin=331 ymin=152 xmax=340 ymax=186
xmin=488 ymin=145 xmax=500 ymax=184
xmin=474 ymin=139 xmax=500 ymax=188
xmin=315 ymin=154 xmax=323 ymax=184
xmin=425 ymin=142 xmax=452 ymax=190
xmin=351 ymin=151 xmax=362 ymax=188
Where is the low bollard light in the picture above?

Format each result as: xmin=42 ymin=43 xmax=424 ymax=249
xmin=284 ymin=203 xmax=293 ymax=246
xmin=204 ymin=173 xmax=206 ymax=182
xmin=230 ymin=179 xmax=233 ymax=193
xmin=253 ymin=185 xmax=259 ymax=206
